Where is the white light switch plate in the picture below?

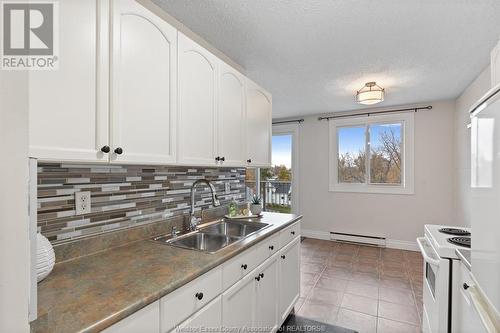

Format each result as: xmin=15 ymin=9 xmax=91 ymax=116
xmin=75 ymin=191 xmax=91 ymax=215
xmin=225 ymin=182 xmax=231 ymax=194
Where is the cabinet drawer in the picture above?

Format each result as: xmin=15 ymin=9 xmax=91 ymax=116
xmin=160 ymin=267 xmax=222 ymax=332
xmin=254 ymin=233 xmax=280 ymax=264
xmin=279 ymin=221 xmax=300 ymax=247
xmin=102 ymin=300 xmax=160 ymax=333
xmin=222 ymin=247 xmax=259 ymax=290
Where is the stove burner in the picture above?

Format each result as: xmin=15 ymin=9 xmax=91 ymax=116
xmin=439 ymin=228 xmax=471 ymax=236
xmin=447 ymin=237 xmax=471 ymax=248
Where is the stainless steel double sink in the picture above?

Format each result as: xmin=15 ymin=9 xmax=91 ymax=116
xmin=151 ymin=219 xmax=270 ymax=253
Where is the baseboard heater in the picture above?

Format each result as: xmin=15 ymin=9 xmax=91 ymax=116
xmin=330 ymin=231 xmax=386 ymax=247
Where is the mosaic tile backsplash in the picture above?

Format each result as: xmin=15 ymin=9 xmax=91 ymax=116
xmin=37 ymin=163 xmax=247 ymax=244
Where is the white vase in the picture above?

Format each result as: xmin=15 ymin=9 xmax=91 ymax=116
xmin=250 ymin=204 xmax=262 ymax=216
xmin=37 ymin=233 xmax=55 ymax=282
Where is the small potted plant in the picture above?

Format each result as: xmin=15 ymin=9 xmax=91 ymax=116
xmin=250 ymin=195 xmax=262 ymax=216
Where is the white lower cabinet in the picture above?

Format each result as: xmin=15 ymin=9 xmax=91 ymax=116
xmin=104 ymin=221 xmax=301 ymax=333
xmin=176 ymin=296 xmax=222 ymax=333
xmin=222 ymin=270 xmax=257 ymax=329
xmin=102 ymin=300 xmax=160 ymax=333
xmin=278 ymin=237 xmax=301 ymax=323
xmin=254 ymin=254 xmax=280 ymax=332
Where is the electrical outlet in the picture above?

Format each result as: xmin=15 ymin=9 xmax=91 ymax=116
xmin=75 ymin=191 xmax=91 ymax=215
xmin=225 ymin=182 xmax=231 ymax=194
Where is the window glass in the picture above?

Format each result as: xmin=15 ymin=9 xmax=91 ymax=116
xmin=369 ymin=123 xmax=402 ymax=184
xmin=337 ymin=126 xmax=366 ymax=183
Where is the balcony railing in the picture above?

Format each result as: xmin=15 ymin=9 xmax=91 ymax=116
xmin=260 ymin=180 xmax=292 ymax=213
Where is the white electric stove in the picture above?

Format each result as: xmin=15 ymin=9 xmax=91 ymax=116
xmin=417 ymin=224 xmax=471 ymax=333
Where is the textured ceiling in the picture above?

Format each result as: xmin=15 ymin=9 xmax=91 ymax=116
xmin=153 ymin=0 xmax=500 ymax=118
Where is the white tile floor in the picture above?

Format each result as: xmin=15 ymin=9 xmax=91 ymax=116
xmin=296 ymin=238 xmax=424 ymax=333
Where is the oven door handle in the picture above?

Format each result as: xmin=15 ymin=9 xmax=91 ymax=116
xmin=417 ymin=237 xmax=441 ymax=267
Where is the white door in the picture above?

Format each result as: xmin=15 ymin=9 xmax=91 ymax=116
xmin=176 ymin=296 xmax=222 ymax=333
xmin=178 ymin=32 xmax=218 ymax=166
xmin=110 ymin=0 xmax=177 ymax=165
xmin=278 ymin=237 xmax=300 ymax=322
xmin=255 ymin=255 xmax=279 ymax=331
xmin=246 ymin=79 xmax=272 ymax=167
xmin=222 ymin=269 xmax=256 ymax=329
xmin=29 ymin=0 xmax=109 ymax=162
xmin=218 ymin=62 xmax=246 ymax=166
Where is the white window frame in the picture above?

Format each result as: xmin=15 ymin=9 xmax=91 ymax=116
xmin=329 ymin=112 xmax=414 ymax=195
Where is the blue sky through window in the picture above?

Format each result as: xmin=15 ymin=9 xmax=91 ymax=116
xmin=272 ymin=135 xmax=292 ymax=168
xmin=338 ymin=124 xmax=401 ymax=156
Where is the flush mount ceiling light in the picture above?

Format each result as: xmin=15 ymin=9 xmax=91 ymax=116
xmin=356 ymin=81 xmax=385 ymax=105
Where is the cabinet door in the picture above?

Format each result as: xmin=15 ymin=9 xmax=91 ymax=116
xmin=222 ymin=270 xmax=256 ymax=329
xmin=278 ymin=237 xmax=300 ymax=323
xmin=246 ymin=79 xmax=272 ymax=167
xmin=176 ymin=296 xmax=222 ymax=333
xmin=178 ymin=32 xmax=218 ymax=166
xmin=218 ymin=62 xmax=246 ymax=166
xmin=29 ymin=0 xmax=109 ymax=162
xmin=111 ymin=0 xmax=177 ymax=165
xmin=102 ymin=300 xmax=159 ymax=333
xmin=255 ymin=255 xmax=279 ymax=331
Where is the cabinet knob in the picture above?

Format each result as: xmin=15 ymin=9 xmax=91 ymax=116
xmin=114 ymin=147 xmax=123 ymax=155
xmin=269 ymin=245 xmax=274 ymax=250
xmin=221 ymin=157 xmax=225 ymax=162
xmin=259 ymin=273 xmax=264 ymax=279
xmin=255 ymin=276 xmax=260 ymax=281
xmin=195 ymin=292 xmax=204 ymax=300
xmin=100 ymin=145 xmax=110 ymax=153
xmin=291 ymin=231 xmax=295 ymax=235
xmin=247 ymin=159 xmax=252 ymax=163
xmin=215 ymin=156 xmax=220 ymax=162
xmin=241 ymin=264 xmax=248 ymax=270
xmin=281 ymin=255 xmax=286 ymax=259
xmin=463 ymin=283 xmax=470 ymax=290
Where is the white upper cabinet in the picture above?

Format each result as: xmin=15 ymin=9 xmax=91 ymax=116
xmin=29 ymin=0 xmax=109 ymax=162
xmin=246 ymin=79 xmax=272 ymax=167
xmin=178 ymin=32 xmax=218 ymax=166
xmin=111 ymin=0 xmax=177 ymax=165
xmin=217 ymin=62 xmax=246 ymax=166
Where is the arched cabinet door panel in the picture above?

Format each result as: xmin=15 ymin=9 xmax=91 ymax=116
xmin=177 ymin=32 xmax=218 ymax=166
xmin=29 ymin=0 xmax=109 ymax=162
xmin=218 ymin=62 xmax=246 ymax=166
xmin=246 ymin=79 xmax=272 ymax=167
xmin=111 ymin=0 xmax=177 ymax=165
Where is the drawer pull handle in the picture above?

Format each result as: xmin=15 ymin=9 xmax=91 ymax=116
xmin=281 ymin=255 xmax=286 ymax=259
xmin=463 ymin=283 xmax=470 ymax=290
xmin=269 ymin=245 xmax=274 ymax=250
xmin=291 ymin=231 xmax=295 ymax=235
xmin=259 ymin=273 xmax=264 ymax=279
xmin=195 ymin=292 xmax=204 ymax=300
xmin=255 ymin=276 xmax=260 ymax=281
xmin=241 ymin=264 xmax=248 ymax=270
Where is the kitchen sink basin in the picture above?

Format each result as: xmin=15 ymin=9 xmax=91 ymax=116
xmin=151 ymin=219 xmax=270 ymax=253
xmin=200 ymin=220 xmax=269 ymax=238
xmin=166 ymin=233 xmax=240 ymax=253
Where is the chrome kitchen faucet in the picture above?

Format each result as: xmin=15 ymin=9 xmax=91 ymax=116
xmin=189 ymin=179 xmax=221 ymax=231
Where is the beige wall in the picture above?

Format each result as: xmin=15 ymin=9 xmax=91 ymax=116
xmin=0 ymin=71 xmax=30 ymax=332
xmin=295 ymin=100 xmax=456 ymax=249
xmin=454 ymin=66 xmax=491 ymax=227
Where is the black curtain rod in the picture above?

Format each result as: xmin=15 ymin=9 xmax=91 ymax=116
xmin=317 ymin=105 xmax=432 ymax=121
xmin=272 ymin=118 xmax=304 ymax=125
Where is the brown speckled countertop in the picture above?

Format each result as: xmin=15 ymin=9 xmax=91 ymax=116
xmin=32 ymin=212 xmax=302 ymax=333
